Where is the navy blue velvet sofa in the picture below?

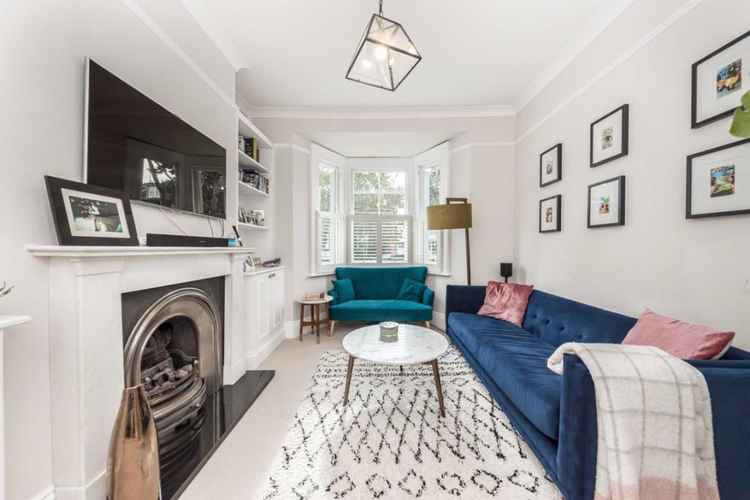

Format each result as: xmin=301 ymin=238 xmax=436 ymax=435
xmin=446 ymin=285 xmax=750 ymax=500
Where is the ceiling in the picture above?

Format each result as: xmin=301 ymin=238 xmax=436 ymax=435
xmin=308 ymin=131 xmax=452 ymax=157
xmin=183 ymin=0 xmax=634 ymax=110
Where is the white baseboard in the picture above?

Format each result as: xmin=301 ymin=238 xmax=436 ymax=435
xmin=246 ymin=328 xmax=285 ymax=369
xmin=431 ymin=311 xmax=446 ymax=331
xmin=37 ymin=468 xmax=106 ymax=500
xmin=29 ymin=485 xmax=55 ymax=500
xmin=284 ymin=320 xmax=299 ymax=340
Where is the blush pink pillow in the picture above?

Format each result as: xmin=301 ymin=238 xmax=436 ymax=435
xmin=477 ymin=282 xmax=534 ymax=327
xmin=623 ymin=309 xmax=734 ymax=360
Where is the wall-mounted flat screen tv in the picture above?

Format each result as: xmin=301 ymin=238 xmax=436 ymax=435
xmin=84 ymin=59 xmax=226 ymax=219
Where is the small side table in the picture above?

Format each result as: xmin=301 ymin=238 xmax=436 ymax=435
xmin=297 ymin=295 xmax=333 ymax=344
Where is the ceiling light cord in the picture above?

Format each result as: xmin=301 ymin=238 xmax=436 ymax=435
xmin=379 ymin=0 xmax=383 ymax=15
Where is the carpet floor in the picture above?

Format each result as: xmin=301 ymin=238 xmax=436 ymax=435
xmin=260 ymin=347 xmax=561 ymax=499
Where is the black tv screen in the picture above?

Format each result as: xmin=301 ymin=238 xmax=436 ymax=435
xmin=85 ymin=60 xmax=226 ymax=219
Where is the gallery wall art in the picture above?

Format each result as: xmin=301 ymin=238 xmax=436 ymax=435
xmin=588 ymin=176 xmax=626 ymax=228
xmin=590 ymin=105 xmax=629 ymax=168
xmin=687 ymin=139 xmax=750 ymax=218
xmin=539 ymin=143 xmax=563 ymax=187
xmin=539 ymin=195 xmax=562 ymax=233
xmin=692 ymin=30 xmax=750 ymax=129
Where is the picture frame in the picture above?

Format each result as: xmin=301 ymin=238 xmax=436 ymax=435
xmin=539 ymin=143 xmax=563 ymax=187
xmin=691 ymin=30 xmax=750 ymax=129
xmin=588 ymin=176 xmax=626 ymax=228
xmin=44 ymin=176 xmax=139 ymax=246
xmin=686 ymin=138 xmax=750 ymax=219
xmin=590 ymin=104 xmax=629 ymax=168
xmin=539 ymin=195 xmax=562 ymax=233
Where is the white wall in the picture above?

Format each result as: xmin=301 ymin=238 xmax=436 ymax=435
xmin=0 ymin=1 xmax=249 ymax=498
xmin=253 ymin=116 xmax=516 ymax=329
xmin=515 ymin=0 xmax=750 ymax=349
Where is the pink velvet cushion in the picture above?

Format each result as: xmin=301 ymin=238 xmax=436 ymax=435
xmin=477 ymin=282 xmax=534 ymax=327
xmin=623 ymin=309 xmax=734 ymax=360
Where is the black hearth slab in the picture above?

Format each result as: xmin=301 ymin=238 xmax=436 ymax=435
xmin=162 ymin=370 xmax=275 ymax=500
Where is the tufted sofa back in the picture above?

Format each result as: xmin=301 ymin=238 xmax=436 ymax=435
xmin=522 ymin=290 xmax=637 ymax=347
xmin=335 ymin=266 xmax=428 ymax=300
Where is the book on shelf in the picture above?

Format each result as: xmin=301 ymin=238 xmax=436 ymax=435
xmin=238 ymin=135 xmax=259 ymax=161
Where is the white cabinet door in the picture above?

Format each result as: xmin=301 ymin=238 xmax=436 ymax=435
xmin=257 ymin=274 xmax=272 ymax=339
xmin=270 ymin=269 xmax=285 ymax=331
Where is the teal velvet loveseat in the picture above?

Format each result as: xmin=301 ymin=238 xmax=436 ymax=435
xmin=328 ymin=267 xmax=434 ymax=333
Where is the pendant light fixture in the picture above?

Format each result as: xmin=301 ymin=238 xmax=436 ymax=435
xmin=345 ymin=0 xmax=422 ymax=91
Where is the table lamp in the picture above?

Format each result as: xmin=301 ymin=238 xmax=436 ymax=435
xmin=427 ymin=198 xmax=473 ymax=284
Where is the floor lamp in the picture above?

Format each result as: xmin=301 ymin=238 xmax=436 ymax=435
xmin=427 ymin=198 xmax=473 ymax=285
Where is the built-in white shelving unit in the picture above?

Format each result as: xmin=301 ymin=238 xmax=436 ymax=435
xmin=238 ymin=222 xmax=270 ymax=231
xmin=236 ymin=111 xmax=273 ymax=240
xmin=239 ymin=180 xmax=270 ymax=197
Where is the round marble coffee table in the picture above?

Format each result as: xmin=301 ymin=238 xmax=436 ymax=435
xmin=342 ymin=324 xmax=450 ymax=417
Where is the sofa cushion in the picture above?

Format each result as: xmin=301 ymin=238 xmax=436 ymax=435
xmin=331 ymin=300 xmax=432 ymax=322
xmin=396 ymin=278 xmax=427 ymax=303
xmin=623 ymin=309 xmax=734 ymax=360
xmin=333 ymin=278 xmax=356 ymax=303
xmin=448 ymin=312 xmax=562 ymax=440
xmin=335 ymin=267 xmax=428 ymax=300
xmin=478 ymin=282 xmax=534 ymax=326
xmin=448 ymin=312 xmax=528 ymax=353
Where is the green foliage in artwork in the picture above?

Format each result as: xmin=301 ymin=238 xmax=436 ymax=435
xmin=730 ymin=91 xmax=750 ymax=138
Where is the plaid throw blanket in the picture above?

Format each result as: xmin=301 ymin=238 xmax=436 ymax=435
xmin=547 ymin=343 xmax=720 ymax=500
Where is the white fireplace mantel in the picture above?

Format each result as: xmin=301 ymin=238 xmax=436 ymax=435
xmin=28 ymin=244 xmax=256 ymax=500
xmin=0 ymin=316 xmax=30 ymax=500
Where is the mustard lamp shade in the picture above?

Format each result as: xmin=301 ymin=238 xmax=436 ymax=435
xmin=426 ymin=198 xmax=473 ymax=284
xmin=426 ymin=202 xmax=472 ymax=230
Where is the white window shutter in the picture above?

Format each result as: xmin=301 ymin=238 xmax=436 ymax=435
xmin=350 ymin=219 xmax=378 ymax=264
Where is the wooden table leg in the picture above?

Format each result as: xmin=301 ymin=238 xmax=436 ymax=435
xmin=431 ymin=359 xmax=445 ymax=418
xmin=315 ymin=304 xmax=320 ymax=344
xmin=343 ymin=355 xmax=355 ymax=405
xmin=298 ymin=303 xmax=305 ymax=342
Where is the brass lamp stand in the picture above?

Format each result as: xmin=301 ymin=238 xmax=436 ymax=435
xmin=427 ymin=197 xmax=473 ymax=285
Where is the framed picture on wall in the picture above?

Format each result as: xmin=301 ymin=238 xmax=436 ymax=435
xmin=590 ymin=105 xmax=629 ymax=168
xmin=687 ymin=139 xmax=750 ymax=218
xmin=588 ymin=176 xmax=626 ymax=228
xmin=44 ymin=176 xmax=139 ymax=246
xmin=539 ymin=143 xmax=563 ymax=187
xmin=691 ymin=30 xmax=750 ymax=128
xmin=539 ymin=195 xmax=562 ymax=233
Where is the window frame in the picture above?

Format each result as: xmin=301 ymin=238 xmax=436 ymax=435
xmin=414 ymin=142 xmax=451 ymax=275
xmin=310 ymin=144 xmax=346 ymax=275
xmin=347 ymin=162 xmax=414 ymax=266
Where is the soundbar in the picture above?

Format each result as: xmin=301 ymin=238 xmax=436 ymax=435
xmin=146 ymin=233 xmax=230 ymax=247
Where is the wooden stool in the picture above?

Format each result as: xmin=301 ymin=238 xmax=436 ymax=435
xmin=297 ymin=295 xmax=333 ymax=344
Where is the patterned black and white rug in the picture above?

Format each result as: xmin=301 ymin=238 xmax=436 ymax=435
xmin=261 ymin=347 xmax=561 ymax=499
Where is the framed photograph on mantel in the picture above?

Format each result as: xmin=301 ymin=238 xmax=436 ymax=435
xmin=588 ymin=176 xmax=626 ymax=228
xmin=687 ymin=139 xmax=750 ymax=219
xmin=44 ymin=176 xmax=139 ymax=246
xmin=539 ymin=195 xmax=562 ymax=233
xmin=692 ymin=30 xmax=750 ymax=128
xmin=539 ymin=143 xmax=563 ymax=187
xmin=590 ymin=104 xmax=629 ymax=168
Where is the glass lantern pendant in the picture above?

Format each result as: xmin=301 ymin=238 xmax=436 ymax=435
xmin=345 ymin=0 xmax=422 ymax=91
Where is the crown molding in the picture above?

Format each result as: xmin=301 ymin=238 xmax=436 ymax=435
xmin=514 ymin=0 xmax=636 ymax=112
xmin=451 ymin=141 xmax=515 ymax=154
xmin=180 ymin=0 xmax=245 ymax=71
xmin=120 ymin=0 xmax=236 ymax=109
xmin=245 ymin=105 xmax=516 ymax=120
xmin=516 ymin=0 xmax=705 ymax=144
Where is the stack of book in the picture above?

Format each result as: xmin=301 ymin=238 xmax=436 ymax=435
xmin=238 ymin=135 xmax=260 ymax=161
xmin=240 ymin=169 xmax=270 ymax=194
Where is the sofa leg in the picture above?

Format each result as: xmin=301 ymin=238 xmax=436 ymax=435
xmin=329 ymin=320 xmax=336 ymax=337
xmin=424 ymin=321 xmax=431 ymax=329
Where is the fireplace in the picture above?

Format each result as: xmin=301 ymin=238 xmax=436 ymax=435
xmin=122 ymin=278 xmax=225 ymax=498
xmin=31 ymin=245 xmax=276 ymax=500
